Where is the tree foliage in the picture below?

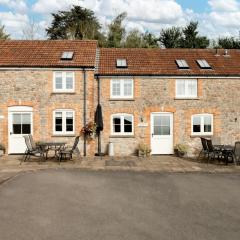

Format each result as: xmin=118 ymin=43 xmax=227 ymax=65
xmin=46 ymin=5 xmax=104 ymax=43
xmin=0 ymin=24 xmax=10 ymax=40
xmin=159 ymin=22 xmax=209 ymax=48
xmin=124 ymin=30 xmax=159 ymax=48
xmin=159 ymin=27 xmax=182 ymax=48
xmin=217 ymin=37 xmax=240 ymax=49
xmin=106 ymin=12 xmax=127 ymax=48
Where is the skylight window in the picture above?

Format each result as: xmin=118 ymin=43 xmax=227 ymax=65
xmin=116 ymin=59 xmax=127 ymax=68
xmin=176 ymin=59 xmax=189 ymax=69
xmin=61 ymin=51 xmax=74 ymax=60
xmin=196 ymin=59 xmax=211 ymax=69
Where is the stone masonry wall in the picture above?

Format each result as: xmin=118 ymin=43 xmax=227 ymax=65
xmin=0 ymin=69 xmax=96 ymax=155
xmin=98 ymin=77 xmax=240 ymax=156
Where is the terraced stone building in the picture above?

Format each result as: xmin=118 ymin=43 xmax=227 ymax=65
xmin=0 ymin=40 xmax=239 ymax=156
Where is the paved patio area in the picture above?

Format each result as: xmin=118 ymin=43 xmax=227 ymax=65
xmin=0 ymin=154 xmax=240 ymax=184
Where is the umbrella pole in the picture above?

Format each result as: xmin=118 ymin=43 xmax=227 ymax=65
xmin=98 ymin=132 xmax=101 ymax=155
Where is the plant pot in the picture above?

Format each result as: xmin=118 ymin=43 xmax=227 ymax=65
xmin=0 ymin=149 xmax=5 ymax=156
xmin=174 ymin=149 xmax=185 ymax=158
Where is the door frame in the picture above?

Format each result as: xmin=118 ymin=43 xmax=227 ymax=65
xmin=150 ymin=112 xmax=174 ymax=155
xmin=8 ymin=106 xmax=33 ymax=154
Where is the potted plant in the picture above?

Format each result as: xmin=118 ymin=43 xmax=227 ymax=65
xmin=0 ymin=143 xmax=5 ymax=156
xmin=174 ymin=143 xmax=188 ymax=158
xmin=80 ymin=122 xmax=97 ymax=142
xmin=138 ymin=143 xmax=151 ymax=157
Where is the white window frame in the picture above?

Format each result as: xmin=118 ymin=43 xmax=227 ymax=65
xmin=53 ymin=109 xmax=75 ymax=135
xmin=175 ymin=79 xmax=198 ymax=98
xmin=110 ymin=79 xmax=134 ymax=99
xmin=53 ymin=71 xmax=75 ymax=93
xmin=191 ymin=114 xmax=213 ymax=136
xmin=111 ymin=113 xmax=134 ymax=136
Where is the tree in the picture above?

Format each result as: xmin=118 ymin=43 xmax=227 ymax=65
xmin=180 ymin=21 xmax=209 ymax=48
xmin=159 ymin=27 xmax=182 ymax=48
xmin=46 ymin=5 xmax=105 ymax=42
xmin=159 ymin=22 xmax=209 ymax=48
xmin=142 ymin=32 xmax=159 ymax=48
xmin=0 ymin=24 xmax=10 ymax=40
xmin=124 ymin=29 xmax=143 ymax=48
xmin=22 ymin=19 xmax=41 ymax=40
xmin=106 ymin=12 xmax=127 ymax=48
xmin=217 ymin=37 xmax=240 ymax=49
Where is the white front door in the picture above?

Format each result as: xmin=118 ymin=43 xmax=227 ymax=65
xmin=8 ymin=107 xmax=33 ymax=154
xmin=151 ymin=113 xmax=173 ymax=154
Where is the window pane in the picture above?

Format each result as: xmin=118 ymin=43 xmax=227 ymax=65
xmin=22 ymin=114 xmax=31 ymax=124
xmin=113 ymin=117 xmax=121 ymax=125
xmin=66 ymin=112 xmax=73 ymax=132
xmin=66 ymin=72 xmax=73 ymax=89
xmin=13 ymin=114 xmax=21 ymax=124
xmin=124 ymin=116 xmax=133 ymax=133
xmin=13 ymin=124 xmax=21 ymax=134
xmin=193 ymin=116 xmax=201 ymax=132
xmin=187 ymin=80 xmax=197 ymax=97
xmin=160 ymin=126 xmax=170 ymax=135
xmin=55 ymin=112 xmax=62 ymax=132
xmin=176 ymin=80 xmax=185 ymax=96
xmin=124 ymin=124 xmax=132 ymax=132
xmin=113 ymin=117 xmax=121 ymax=133
xmin=66 ymin=124 xmax=73 ymax=132
xmin=123 ymin=80 xmax=133 ymax=96
xmin=55 ymin=73 xmax=63 ymax=89
xmin=154 ymin=116 xmax=161 ymax=126
xmin=204 ymin=116 xmax=212 ymax=132
xmin=112 ymin=80 xmax=121 ymax=96
xmin=160 ymin=116 xmax=170 ymax=126
xmin=22 ymin=124 xmax=31 ymax=134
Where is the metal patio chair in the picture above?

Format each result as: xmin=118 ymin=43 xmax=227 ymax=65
xmin=57 ymin=136 xmax=80 ymax=163
xmin=206 ymin=139 xmax=222 ymax=163
xmin=233 ymin=142 xmax=240 ymax=165
xmin=197 ymin=138 xmax=209 ymax=161
xmin=21 ymin=135 xmax=44 ymax=164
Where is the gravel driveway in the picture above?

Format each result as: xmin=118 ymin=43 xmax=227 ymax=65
xmin=0 ymin=170 xmax=240 ymax=240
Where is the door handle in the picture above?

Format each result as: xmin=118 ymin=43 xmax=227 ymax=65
xmin=10 ymin=132 xmax=13 ymax=135
xmin=152 ymin=133 xmax=154 ymax=137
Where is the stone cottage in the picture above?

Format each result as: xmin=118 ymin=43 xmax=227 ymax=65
xmin=0 ymin=40 xmax=97 ymax=155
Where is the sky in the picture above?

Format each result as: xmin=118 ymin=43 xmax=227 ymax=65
xmin=0 ymin=0 xmax=240 ymax=40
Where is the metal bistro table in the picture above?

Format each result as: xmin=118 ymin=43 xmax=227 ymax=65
xmin=37 ymin=141 xmax=66 ymax=160
xmin=220 ymin=145 xmax=234 ymax=165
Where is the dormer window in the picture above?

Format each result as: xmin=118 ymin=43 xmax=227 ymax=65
xmin=176 ymin=59 xmax=189 ymax=69
xmin=116 ymin=59 xmax=127 ymax=68
xmin=196 ymin=59 xmax=211 ymax=69
xmin=61 ymin=51 xmax=74 ymax=60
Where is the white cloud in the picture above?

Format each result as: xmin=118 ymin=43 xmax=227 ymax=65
xmin=208 ymin=0 xmax=240 ymax=12
xmin=32 ymin=0 xmax=79 ymax=14
xmin=0 ymin=11 xmax=28 ymax=37
xmin=0 ymin=0 xmax=28 ymax=13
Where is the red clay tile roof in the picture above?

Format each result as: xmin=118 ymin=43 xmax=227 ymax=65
xmin=98 ymin=48 xmax=240 ymax=76
xmin=0 ymin=40 xmax=97 ymax=68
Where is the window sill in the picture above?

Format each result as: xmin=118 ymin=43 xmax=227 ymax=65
xmin=110 ymin=135 xmax=135 ymax=138
xmin=175 ymin=97 xmax=199 ymax=100
xmin=109 ymin=98 xmax=135 ymax=101
xmin=190 ymin=135 xmax=213 ymax=138
xmin=52 ymin=134 xmax=76 ymax=137
xmin=52 ymin=92 xmax=76 ymax=94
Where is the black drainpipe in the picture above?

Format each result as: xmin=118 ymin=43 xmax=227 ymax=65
xmin=83 ymin=69 xmax=87 ymax=156
xmin=97 ymin=75 xmax=101 ymax=155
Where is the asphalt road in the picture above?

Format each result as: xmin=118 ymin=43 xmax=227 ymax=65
xmin=0 ymin=170 xmax=240 ymax=240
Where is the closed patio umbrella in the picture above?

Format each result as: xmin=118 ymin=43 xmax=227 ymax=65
xmin=94 ymin=104 xmax=104 ymax=156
